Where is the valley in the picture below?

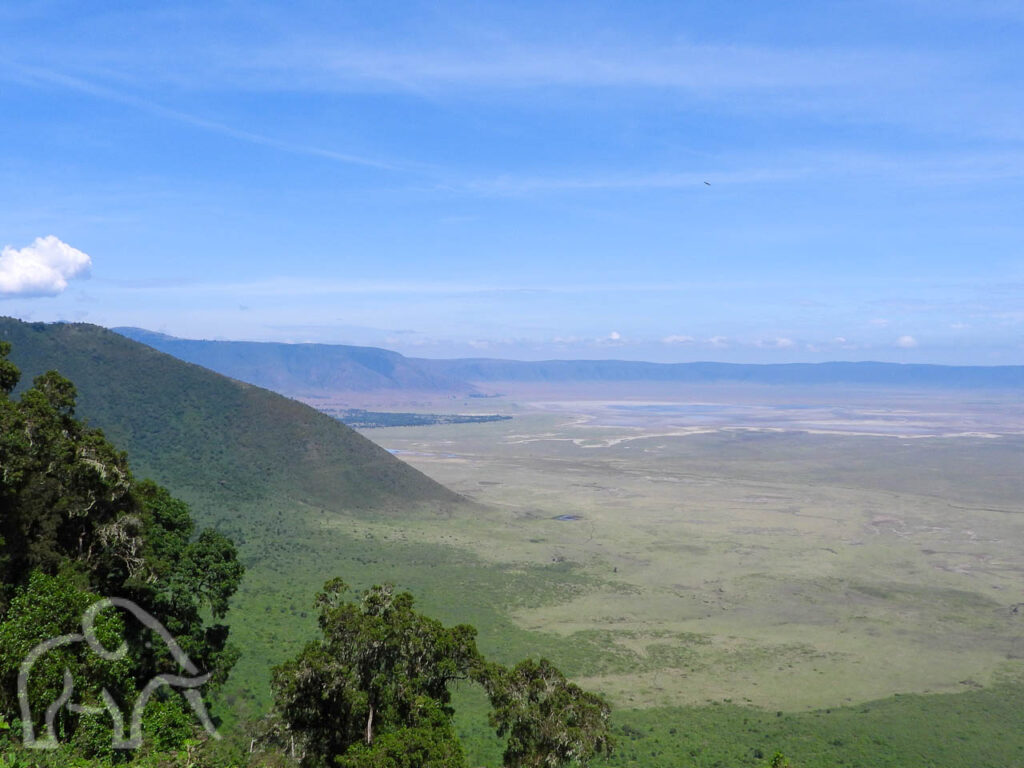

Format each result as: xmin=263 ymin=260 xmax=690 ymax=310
xmin=325 ymin=383 xmax=1024 ymax=712
xmin=7 ymin=320 xmax=1023 ymax=766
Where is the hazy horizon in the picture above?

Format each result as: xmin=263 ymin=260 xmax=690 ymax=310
xmin=108 ymin=324 xmax=1024 ymax=368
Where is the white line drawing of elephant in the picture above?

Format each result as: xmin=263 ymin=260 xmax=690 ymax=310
xmin=17 ymin=596 xmax=221 ymax=749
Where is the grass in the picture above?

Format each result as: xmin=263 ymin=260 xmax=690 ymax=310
xmin=453 ymin=669 xmax=1024 ymax=768
xmin=599 ymin=672 xmax=1024 ymax=768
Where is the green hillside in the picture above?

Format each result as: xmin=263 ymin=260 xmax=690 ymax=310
xmin=0 ymin=318 xmax=482 ymax=723
xmin=0 ymin=318 xmax=597 ymax=734
xmin=1 ymin=319 xmax=461 ymax=515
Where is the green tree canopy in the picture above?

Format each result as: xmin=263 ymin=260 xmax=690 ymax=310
xmin=0 ymin=343 xmax=244 ymax=750
xmin=272 ymin=579 xmax=479 ymax=768
xmin=273 ymin=579 xmax=613 ymax=768
xmin=482 ymin=658 xmax=613 ymax=768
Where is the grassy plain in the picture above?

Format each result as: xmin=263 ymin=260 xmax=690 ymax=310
xmin=347 ymin=384 xmax=1024 ymax=710
xmin=294 ymin=382 xmax=1024 ymax=765
xmin=132 ymin=378 xmax=1024 ymax=765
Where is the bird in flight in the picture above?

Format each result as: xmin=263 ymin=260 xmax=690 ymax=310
xmin=704 ymin=181 xmax=711 ymax=186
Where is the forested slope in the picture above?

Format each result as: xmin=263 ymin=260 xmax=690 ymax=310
xmin=1 ymin=319 xmax=462 ymax=516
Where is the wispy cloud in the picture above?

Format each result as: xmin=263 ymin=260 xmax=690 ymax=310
xmin=7 ymin=64 xmax=404 ymax=171
xmin=236 ymin=41 xmax=936 ymax=94
xmin=9 ymin=9 xmax=1016 ymax=140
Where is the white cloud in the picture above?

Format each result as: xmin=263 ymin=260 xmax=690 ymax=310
xmin=896 ymin=335 xmax=918 ymax=348
xmin=594 ymin=331 xmax=625 ymax=346
xmin=757 ymin=337 xmax=796 ymax=349
xmin=831 ymin=336 xmax=861 ymax=349
xmin=707 ymin=336 xmax=730 ymax=348
xmin=662 ymin=334 xmax=695 ymax=344
xmin=0 ymin=236 xmax=92 ymax=297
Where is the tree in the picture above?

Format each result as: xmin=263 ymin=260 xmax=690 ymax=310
xmin=0 ymin=345 xmax=244 ymax=750
xmin=482 ymin=658 xmax=613 ymax=768
xmin=333 ymin=697 xmax=466 ymax=768
xmin=272 ymin=579 xmax=479 ymax=767
xmin=0 ymin=570 xmax=134 ymax=757
xmin=274 ymin=579 xmax=614 ymax=768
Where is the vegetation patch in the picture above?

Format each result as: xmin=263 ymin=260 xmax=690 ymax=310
xmin=336 ymin=409 xmax=512 ymax=428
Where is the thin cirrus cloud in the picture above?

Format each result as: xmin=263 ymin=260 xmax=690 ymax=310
xmin=6 ymin=64 xmax=405 ymax=172
xmin=180 ymin=38 xmax=1023 ymax=141
xmin=222 ymin=37 xmax=936 ymax=94
xmin=0 ymin=236 xmax=92 ymax=298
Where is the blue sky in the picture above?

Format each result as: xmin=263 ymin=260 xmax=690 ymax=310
xmin=1 ymin=0 xmax=1022 ymax=363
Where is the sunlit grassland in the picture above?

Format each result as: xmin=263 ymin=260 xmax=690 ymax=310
xmin=184 ymin=394 xmax=1024 ymax=766
xmin=201 ymin=488 xmax=1024 ymax=767
xmin=345 ymin=413 xmax=1024 ymax=711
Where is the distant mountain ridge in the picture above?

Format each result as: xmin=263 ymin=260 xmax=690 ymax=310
xmin=414 ymin=358 xmax=1024 ymax=388
xmin=115 ymin=327 xmax=1024 ymax=392
xmin=116 ymin=327 xmax=477 ymax=394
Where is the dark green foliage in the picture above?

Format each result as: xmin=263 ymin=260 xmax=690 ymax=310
xmin=272 ymin=580 xmax=479 ymax=767
xmin=137 ymin=696 xmax=197 ymax=753
xmin=180 ymin=528 xmax=245 ymax=620
xmin=0 ymin=366 xmax=134 ymax=602
xmin=0 ymin=571 xmax=134 ymax=755
xmin=273 ymin=579 xmax=614 ymax=768
xmin=334 ymin=699 xmax=467 ymax=768
xmin=0 ymin=319 xmax=461 ymax=517
xmin=0 ymin=344 xmax=243 ymax=753
xmin=482 ymin=658 xmax=613 ymax=768
xmin=0 ymin=342 xmax=18 ymax=396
